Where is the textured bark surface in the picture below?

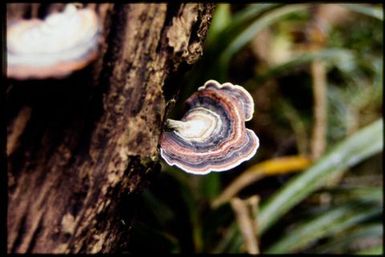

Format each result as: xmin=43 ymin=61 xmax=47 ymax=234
xmin=6 ymin=3 xmax=214 ymax=253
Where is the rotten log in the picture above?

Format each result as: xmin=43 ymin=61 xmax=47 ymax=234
xmin=6 ymin=3 xmax=214 ymax=253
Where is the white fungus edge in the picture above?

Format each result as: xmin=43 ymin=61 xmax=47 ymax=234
xmin=160 ymin=129 xmax=259 ymax=175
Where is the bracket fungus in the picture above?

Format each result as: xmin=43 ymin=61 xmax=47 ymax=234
xmin=160 ymin=80 xmax=259 ymax=175
xmin=7 ymin=4 xmax=100 ymax=79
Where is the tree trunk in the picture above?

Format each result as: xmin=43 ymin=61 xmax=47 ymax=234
xmin=6 ymin=3 xmax=214 ymax=253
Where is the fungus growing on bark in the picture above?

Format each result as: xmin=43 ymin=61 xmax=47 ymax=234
xmin=160 ymin=80 xmax=259 ymax=175
xmin=7 ymin=4 xmax=100 ymax=79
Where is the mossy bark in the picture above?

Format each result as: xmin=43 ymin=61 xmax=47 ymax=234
xmin=6 ymin=3 xmax=214 ymax=253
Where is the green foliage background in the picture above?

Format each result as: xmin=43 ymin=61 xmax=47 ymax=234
xmin=127 ymin=4 xmax=383 ymax=254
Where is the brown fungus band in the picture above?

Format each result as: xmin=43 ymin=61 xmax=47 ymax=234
xmin=160 ymin=80 xmax=259 ymax=175
xmin=7 ymin=4 xmax=100 ymax=79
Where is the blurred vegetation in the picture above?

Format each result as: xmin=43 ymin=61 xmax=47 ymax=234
xmin=127 ymin=4 xmax=383 ymax=254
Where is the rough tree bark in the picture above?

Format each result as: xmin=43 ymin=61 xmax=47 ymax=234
xmin=6 ymin=3 xmax=214 ymax=253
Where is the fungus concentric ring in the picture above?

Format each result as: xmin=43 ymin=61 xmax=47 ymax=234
xmin=160 ymin=80 xmax=260 ymax=175
xmin=7 ymin=4 xmax=100 ymax=79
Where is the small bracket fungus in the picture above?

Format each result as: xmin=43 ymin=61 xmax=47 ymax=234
xmin=160 ymin=80 xmax=259 ymax=175
xmin=7 ymin=4 xmax=100 ymax=79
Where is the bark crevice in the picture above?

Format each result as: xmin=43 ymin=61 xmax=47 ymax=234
xmin=7 ymin=3 xmax=214 ymax=253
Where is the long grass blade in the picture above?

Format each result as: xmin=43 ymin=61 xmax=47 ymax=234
xmin=254 ymin=48 xmax=355 ymax=83
xmin=340 ymin=4 xmax=383 ymax=21
xmin=313 ymin=224 xmax=383 ymax=253
xmin=258 ymin=119 xmax=383 ymax=234
xmin=265 ymin=202 xmax=381 ymax=253
xmin=218 ymin=4 xmax=310 ymax=79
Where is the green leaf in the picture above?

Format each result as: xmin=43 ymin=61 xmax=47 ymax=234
xmin=225 ymin=3 xmax=280 ymax=35
xmin=212 ymin=222 xmax=243 ymax=253
xmin=205 ymin=4 xmax=232 ymax=48
xmin=254 ymin=48 xmax=355 ymax=83
xmin=340 ymin=4 xmax=383 ymax=21
xmin=200 ymin=173 xmax=221 ymax=201
xmin=218 ymin=4 xmax=309 ymax=79
xmin=327 ymin=187 xmax=383 ymax=205
xmin=356 ymin=244 xmax=384 ymax=255
xmin=265 ymin=202 xmax=381 ymax=253
xmin=258 ymin=119 xmax=383 ymax=234
xmin=313 ymin=224 xmax=383 ymax=253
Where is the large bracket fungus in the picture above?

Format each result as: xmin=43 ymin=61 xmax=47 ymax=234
xmin=160 ymin=80 xmax=259 ymax=175
xmin=7 ymin=4 xmax=100 ymax=79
